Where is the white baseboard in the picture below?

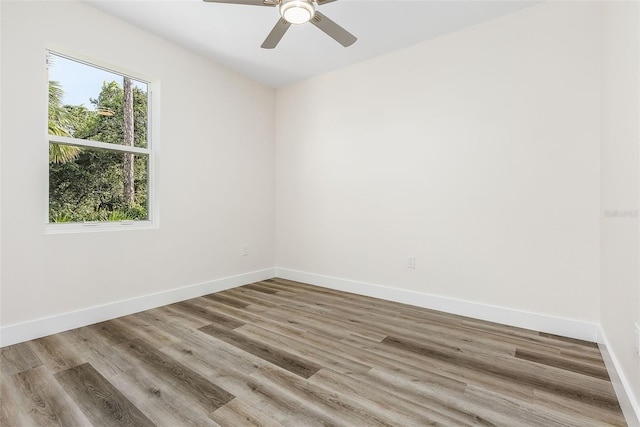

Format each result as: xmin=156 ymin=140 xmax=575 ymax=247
xmin=1 ymin=267 xmax=599 ymax=347
xmin=275 ymin=268 xmax=600 ymax=342
xmin=599 ymin=328 xmax=640 ymax=427
xmin=0 ymin=268 xmax=276 ymax=348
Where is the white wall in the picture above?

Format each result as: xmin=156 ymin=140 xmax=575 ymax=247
xmin=275 ymin=2 xmax=601 ymax=323
xmin=0 ymin=1 xmax=275 ymax=329
xmin=600 ymin=0 xmax=640 ymax=417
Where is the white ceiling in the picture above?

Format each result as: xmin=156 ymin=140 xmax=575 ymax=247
xmin=85 ymin=0 xmax=537 ymax=88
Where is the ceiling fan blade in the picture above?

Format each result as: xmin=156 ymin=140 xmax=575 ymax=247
xmin=202 ymin=0 xmax=276 ymax=6
xmin=316 ymin=0 xmax=338 ymax=4
xmin=261 ymin=18 xmax=292 ymax=49
xmin=310 ymin=11 xmax=356 ymax=47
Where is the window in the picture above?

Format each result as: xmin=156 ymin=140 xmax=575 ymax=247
xmin=46 ymin=51 xmax=155 ymax=231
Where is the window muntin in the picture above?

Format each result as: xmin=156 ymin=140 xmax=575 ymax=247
xmin=47 ymin=51 xmax=153 ymax=227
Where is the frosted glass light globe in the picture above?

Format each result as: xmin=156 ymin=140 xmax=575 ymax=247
xmin=280 ymin=0 xmax=315 ymax=24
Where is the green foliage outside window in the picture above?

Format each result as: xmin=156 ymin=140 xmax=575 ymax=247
xmin=48 ymin=79 xmax=149 ymax=223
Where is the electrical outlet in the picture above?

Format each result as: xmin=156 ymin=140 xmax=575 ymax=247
xmin=407 ymin=256 xmax=415 ymax=269
xmin=242 ymin=245 xmax=249 ymax=256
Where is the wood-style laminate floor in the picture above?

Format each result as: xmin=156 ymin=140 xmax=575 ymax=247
xmin=0 ymin=278 xmax=627 ymax=426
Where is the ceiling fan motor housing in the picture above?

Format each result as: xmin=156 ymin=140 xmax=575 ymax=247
xmin=280 ymin=0 xmax=316 ymax=24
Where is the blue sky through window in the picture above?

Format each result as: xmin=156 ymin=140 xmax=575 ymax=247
xmin=48 ymin=53 xmax=147 ymax=109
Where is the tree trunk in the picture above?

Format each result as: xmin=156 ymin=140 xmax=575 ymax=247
xmin=123 ymin=77 xmax=135 ymax=206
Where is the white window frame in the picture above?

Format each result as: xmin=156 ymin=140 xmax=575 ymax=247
xmin=45 ymin=49 xmax=159 ymax=234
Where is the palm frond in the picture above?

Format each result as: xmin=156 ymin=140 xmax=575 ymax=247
xmin=48 ymin=80 xmax=82 ymax=163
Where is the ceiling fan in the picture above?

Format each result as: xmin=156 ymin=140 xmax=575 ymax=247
xmin=203 ymin=0 xmax=357 ymax=49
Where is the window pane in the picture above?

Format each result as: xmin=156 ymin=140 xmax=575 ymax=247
xmin=47 ymin=53 xmax=148 ymax=148
xmin=49 ymin=145 xmax=149 ymax=223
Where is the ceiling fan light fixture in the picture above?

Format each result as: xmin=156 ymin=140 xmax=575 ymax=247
xmin=280 ymin=0 xmax=315 ymax=24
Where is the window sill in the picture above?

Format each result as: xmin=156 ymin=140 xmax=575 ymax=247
xmin=45 ymin=220 xmax=158 ymax=235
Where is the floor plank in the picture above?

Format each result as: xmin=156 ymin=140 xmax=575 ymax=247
xmin=1 ymin=342 xmax=42 ymax=377
xmin=171 ymin=300 xmax=246 ymax=329
xmin=382 ymin=334 xmax=619 ymax=410
xmin=54 ymin=363 xmax=155 ymax=427
xmin=160 ymin=342 xmax=330 ymax=426
xmin=236 ymin=323 xmax=372 ymax=375
xmin=210 ymin=398 xmax=283 ymax=427
xmin=199 ymin=322 xmax=321 ymax=379
xmin=109 ymin=365 xmax=221 ymax=427
xmin=29 ymin=334 xmax=84 ymax=374
xmin=116 ymin=338 xmax=235 ymax=412
xmin=251 ymin=365 xmax=391 ymax=426
xmin=309 ymin=367 xmax=469 ymax=425
xmin=8 ymin=365 xmax=90 ymax=426
xmin=514 ymin=346 xmax=610 ymax=380
xmin=1 ymin=377 xmax=33 ymax=426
